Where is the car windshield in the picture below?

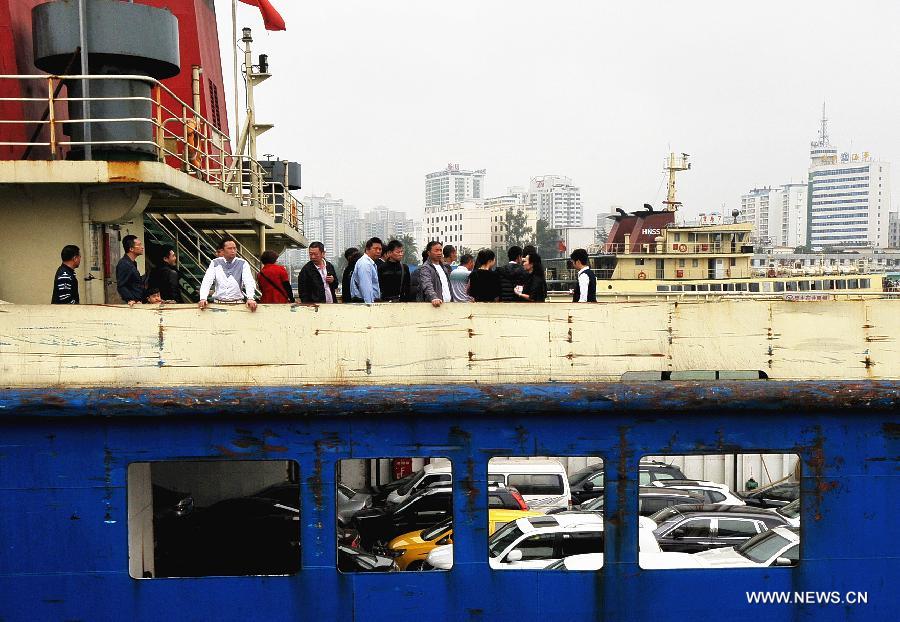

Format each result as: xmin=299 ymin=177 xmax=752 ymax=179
xmin=648 ymin=506 xmax=683 ymax=524
xmin=489 ymin=521 xmax=524 ymax=558
xmin=581 ymin=496 xmax=603 ymax=511
xmin=396 ymin=470 xmax=426 ymax=496
xmin=737 ymin=530 xmax=792 ymax=563
xmin=421 ymin=518 xmax=453 ymax=541
xmin=338 ymin=484 xmax=355 ymax=499
xmin=778 ymin=499 xmax=800 ymax=519
xmin=568 ymin=464 xmax=601 ymax=486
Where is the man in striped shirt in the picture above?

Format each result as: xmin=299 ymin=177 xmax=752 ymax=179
xmin=51 ymin=245 xmax=81 ymax=304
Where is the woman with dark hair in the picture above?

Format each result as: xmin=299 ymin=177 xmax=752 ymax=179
xmin=467 ymin=249 xmax=501 ymax=302
xmin=341 ymin=249 xmax=362 ymax=303
xmin=258 ymin=250 xmax=294 ymax=303
xmin=516 ymin=252 xmax=547 ymax=302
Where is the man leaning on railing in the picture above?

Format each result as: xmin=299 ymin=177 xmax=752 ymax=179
xmin=198 ymin=238 xmax=257 ymax=312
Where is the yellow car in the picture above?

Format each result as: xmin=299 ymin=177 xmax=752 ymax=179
xmin=388 ymin=509 xmax=542 ymax=571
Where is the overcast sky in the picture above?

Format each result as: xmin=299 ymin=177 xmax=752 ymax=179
xmin=214 ymin=0 xmax=900 ymax=223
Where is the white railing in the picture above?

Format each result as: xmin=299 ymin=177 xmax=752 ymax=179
xmin=0 ymin=74 xmax=302 ymax=234
xmin=587 ymin=241 xmax=747 ymax=255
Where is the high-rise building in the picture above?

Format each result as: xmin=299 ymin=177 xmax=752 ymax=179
xmin=528 ymin=175 xmax=583 ymax=228
xmin=807 ymin=108 xmax=892 ymax=249
xmin=777 ymin=183 xmax=809 ymax=249
xmin=889 ymin=212 xmax=900 ymax=249
xmin=425 ymin=164 xmax=486 ymax=207
xmin=740 ymin=183 xmax=808 ymax=248
xmin=303 ymin=194 xmax=352 ymax=257
xmin=740 ymin=187 xmax=775 ymax=246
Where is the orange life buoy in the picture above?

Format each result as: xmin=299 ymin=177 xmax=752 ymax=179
xmin=678 ymin=243 xmax=687 ymax=252
xmin=637 ymin=271 xmax=647 ymax=280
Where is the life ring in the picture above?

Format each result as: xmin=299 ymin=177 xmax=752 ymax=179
xmin=678 ymin=243 xmax=687 ymax=252
xmin=637 ymin=271 xmax=647 ymax=280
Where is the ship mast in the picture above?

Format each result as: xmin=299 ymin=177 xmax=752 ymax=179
xmin=662 ymin=152 xmax=691 ymax=212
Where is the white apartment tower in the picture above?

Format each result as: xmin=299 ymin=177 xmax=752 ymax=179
xmin=807 ymin=108 xmax=892 ymax=249
xmin=528 ymin=175 xmax=583 ymax=228
xmin=740 ymin=184 xmax=808 ymax=248
xmin=425 ymin=164 xmax=486 ymax=207
xmin=303 ymin=194 xmax=351 ymax=255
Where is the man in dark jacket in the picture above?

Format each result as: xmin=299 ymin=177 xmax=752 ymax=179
xmin=51 ymin=244 xmax=81 ymax=304
xmin=378 ymin=239 xmax=411 ymax=301
xmin=148 ymin=245 xmax=184 ymax=303
xmin=340 ymin=247 xmax=359 ymax=303
xmin=298 ymin=241 xmax=339 ymax=303
xmin=495 ymin=246 xmax=528 ymax=301
xmin=116 ymin=234 xmax=145 ymax=304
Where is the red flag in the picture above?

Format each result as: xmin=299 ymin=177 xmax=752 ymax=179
xmin=239 ymin=0 xmax=286 ymax=31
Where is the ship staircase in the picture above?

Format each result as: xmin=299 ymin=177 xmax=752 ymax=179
xmin=144 ymin=214 xmax=262 ymax=302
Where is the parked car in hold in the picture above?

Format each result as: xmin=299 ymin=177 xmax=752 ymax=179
xmin=386 ymin=508 xmax=542 ymax=571
xmin=693 ymin=527 xmax=800 ymax=568
xmin=649 ymin=505 xmax=792 ymax=554
xmin=543 ymin=518 xmax=708 ymax=570
xmin=649 ymin=480 xmax=746 ymax=505
xmin=155 ymin=494 xmax=300 ymax=577
xmin=427 ymin=513 xmax=605 ymax=571
xmin=388 ymin=459 xmax=571 ymax=511
xmin=739 ymin=482 xmax=799 ymax=509
xmin=251 ymin=481 xmax=372 ymax=526
xmin=771 ymin=498 xmax=800 ymax=527
xmin=567 ymin=460 xmax=686 ymax=505
xmin=337 ymin=544 xmax=398 ymax=572
xmin=354 ymin=483 xmax=527 ymax=548
xmin=372 ymin=469 xmax=420 ymax=506
xmin=549 ymin=486 xmax=704 ymax=517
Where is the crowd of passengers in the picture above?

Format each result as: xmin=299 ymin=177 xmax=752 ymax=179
xmin=50 ymin=236 xmax=600 ymax=307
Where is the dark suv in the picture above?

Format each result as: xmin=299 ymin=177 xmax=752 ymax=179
xmin=739 ymin=482 xmax=799 ymax=508
xmin=353 ymin=484 xmax=526 ymax=547
xmin=650 ymin=504 xmax=792 ymax=553
xmin=567 ymin=460 xmax=687 ymax=505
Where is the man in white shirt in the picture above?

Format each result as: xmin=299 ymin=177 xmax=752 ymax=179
xmin=570 ymin=248 xmax=596 ymax=303
xmin=198 ymin=239 xmax=257 ymax=311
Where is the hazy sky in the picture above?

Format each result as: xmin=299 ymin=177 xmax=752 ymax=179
xmin=214 ymin=0 xmax=900 ymax=223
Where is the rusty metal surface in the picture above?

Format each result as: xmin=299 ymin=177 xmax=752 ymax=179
xmin=1 ymin=381 xmax=900 ymax=418
xmin=0 ymin=381 xmax=896 ymax=621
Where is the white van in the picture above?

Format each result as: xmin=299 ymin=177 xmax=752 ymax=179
xmin=385 ymin=459 xmax=570 ymax=511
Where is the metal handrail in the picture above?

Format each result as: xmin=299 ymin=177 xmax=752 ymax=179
xmin=0 ymin=73 xmax=302 ymax=237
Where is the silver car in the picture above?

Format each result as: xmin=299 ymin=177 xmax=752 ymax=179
xmin=338 ymin=483 xmax=372 ymax=526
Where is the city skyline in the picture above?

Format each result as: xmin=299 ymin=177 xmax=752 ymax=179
xmin=215 ymin=0 xmax=900 ymax=224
